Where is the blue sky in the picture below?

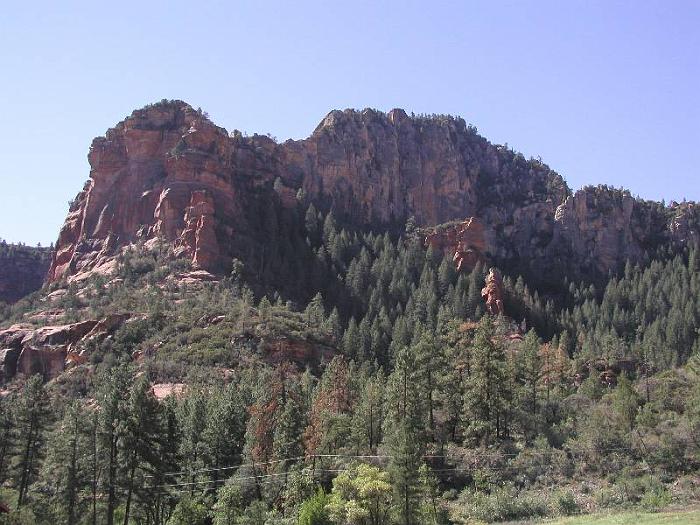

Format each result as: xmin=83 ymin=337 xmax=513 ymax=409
xmin=1 ymin=1 xmax=698 ymax=245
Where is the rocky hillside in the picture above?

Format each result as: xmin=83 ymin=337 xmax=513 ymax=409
xmin=0 ymin=242 xmax=52 ymax=303
xmin=48 ymin=99 xmax=699 ymax=290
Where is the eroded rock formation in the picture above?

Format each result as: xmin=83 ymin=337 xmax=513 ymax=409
xmin=481 ymin=268 xmax=505 ymax=316
xmin=0 ymin=313 xmax=131 ymax=381
xmin=424 ymin=217 xmax=496 ymax=272
xmin=47 ymin=100 xmax=698 ymax=286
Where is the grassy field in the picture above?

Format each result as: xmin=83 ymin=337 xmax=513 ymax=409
xmin=525 ymin=508 xmax=700 ymax=525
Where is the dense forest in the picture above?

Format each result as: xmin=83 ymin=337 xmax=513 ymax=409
xmin=0 ymin=201 xmax=698 ymax=524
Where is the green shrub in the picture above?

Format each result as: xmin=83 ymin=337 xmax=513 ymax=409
xmin=167 ymin=496 xmax=209 ymax=525
xmin=298 ymin=489 xmax=331 ymax=525
xmin=553 ymin=490 xmax=580 ymax=516
xmin=0 ymin=507 xmax=37 ymax=525
xmin=595 ymin=474 xmax=670 ymax=510
xmin=453 ymin=486 xmax=549 ymax=523
xmin=640 ymin=484 xmax=672 ymax=511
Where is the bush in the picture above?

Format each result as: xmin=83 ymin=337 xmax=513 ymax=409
xmin=0 ymin=507 xmax=37 ymax=525
xmin=167 ymin=496 xmax=209 ymax=525
xmin=640 ymin=484 xmax=672 ymax=511
xmin=298 ymin=489 xmax=331 ymax=525
xmin=595 ymin=474 xmax=669 ymax=510
xmin=553 ymin=490 xmax=580 ymax=516
xmin=452 ymin=486 xmax=549 ymax=523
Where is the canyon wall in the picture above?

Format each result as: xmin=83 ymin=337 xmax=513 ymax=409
xmin=47 ymin=100 xmax=699 ymax=286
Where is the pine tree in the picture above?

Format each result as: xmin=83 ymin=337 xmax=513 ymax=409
xmin=0 ymin=395 xmax=15 ymax=484
xmin=462 ymin=316 xmax=510 ymax=445
xmin=350 ymin=371 xmax=384 ymax=454
xmin=385 ymin=345 xmax=424 ymax=525
xmin=178 ymin=387 xmax=208 ymax=495
xmin=516 ymin=329 xmax=543 ymax=441
xmin=42 ymin=402 xmax=90 ymax=524
xmin=97 ymin=363 xmax=131 ymax=525
xmin=304 ymin=293 xmax=326 ymax=328
xmin=13 ymin=374 xmax=51 ymax=507
xmin=272 ymin=396 xmax=304 ymax=477
xmin=202 ymin=384 xmax=246 ymax=483
xmin=413 ymin=332 xmax=446 ymax=438
xmin=121 ymin=376 xmax=167 ymax=525
xmin=611 ymin=373 xmax=639 ymax=432
xmin=304 ymin=357 xmax=351 ymax=457
xmin=304 ymin=204 xmax=320 ymax=243
xmin=342 ymin=317 xmax=362 ymax=360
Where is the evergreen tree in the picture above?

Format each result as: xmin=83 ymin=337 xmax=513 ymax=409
xmin=212 ymin=480 xmax=244 ymax=525
xmin=516 ymin=329 xmax=543 ymax=440
xmin=272 ymin=396 xmax=304 ymax=475
xmin=203 ymin=384 xmax=247 ymax=483
xmin=0 ymin=395 xmax=15 ymax=484
xmin=462 ymin=316 xmax=510 ymax=445
xmin=121 ymin=376 xmax=167 ymax=525
xmin=178 ymin=387 xmax=208 ymax=495
xmin=350 ymin=371 xmax=384 ymax=454
xmin=611 ymin=373 xmax=639 ymax=432
xmin=42 ymin=402 xmax=90 ymax=524
xmin=97 ymin=363 xmax=131 ymax=525
xmin=413 ymin=332 xmax=446 ymax=438
xmin=384 ymin=345 xmax=425 ymax=525
xmin=13 ymin=375 xmax=51 ymax=507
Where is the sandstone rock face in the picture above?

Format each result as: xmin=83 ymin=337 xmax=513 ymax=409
xmin=481 ymin=268 xmax=505 ymax=316
xmin=0 ymin=244 xmax=52 ymax=303
xmin=0 ymin=314 xmax=130 ymax=381
xmin=47 ymin=100 xmax=698 ymax=285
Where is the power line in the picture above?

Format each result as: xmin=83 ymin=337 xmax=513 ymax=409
xmin=146 ymin=454 xmax=308 ymax=479
xmin=148 ymin=445 xmax=638 ymax=481
xmin=147 ymin=444 xmax=639 ymax=491
xmin=152 ymin=468 xmax=350 ymax=495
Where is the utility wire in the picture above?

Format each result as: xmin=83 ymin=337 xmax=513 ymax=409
xmin=147 ymin=445 xmax=636 ymax=480
xmin=147 ymin=444 xmax=640 ymax=492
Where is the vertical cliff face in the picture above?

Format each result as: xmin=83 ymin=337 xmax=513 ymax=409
xmin=49 ymin=102 xmax=244 ymax=281
xmin=0 ymin=243 xmax=52 ymax=303
xmin=281 ymin=107 xmax=567 ymax=227
xmin=46 ymin=100 xmax=698 ymax=286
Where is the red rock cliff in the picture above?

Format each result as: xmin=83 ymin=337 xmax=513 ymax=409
xmin=47 ymin=100 xmax=699 ymax=285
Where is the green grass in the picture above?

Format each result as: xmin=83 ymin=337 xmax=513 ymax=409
xmin=527 ymin=508 xmax=700 ymax=525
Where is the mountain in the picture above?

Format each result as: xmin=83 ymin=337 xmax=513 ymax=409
xmin=0 ymin=242 xmax=52 ymax=304
xmin=1 ymin=100 xmax=699 ymax=524
xmin=48 ymin=100 xmax=699 ymax=290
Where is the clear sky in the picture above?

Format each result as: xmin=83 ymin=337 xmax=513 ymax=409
xmin=1 ymin=1 xmax=698 ymax=246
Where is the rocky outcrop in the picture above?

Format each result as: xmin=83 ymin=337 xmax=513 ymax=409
xmin=262 ymin=337 xmax=335 ymax=368
xmin=152 ymin=383 xmax=186 ymax=400
xmin=668 ymin=201 xmax=700 ymax=247
xmin=0 ymin=314 xmax=130 ymax=381
xmin=0 ymin=243 xmax=52 ymax=303
xmin=47 ymin=100 xmax=697 ymax=286
xmin=481 ymin=268 xmax=505 ymax=316
xmin=424 ymin=217 xmax=496 ymax=272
